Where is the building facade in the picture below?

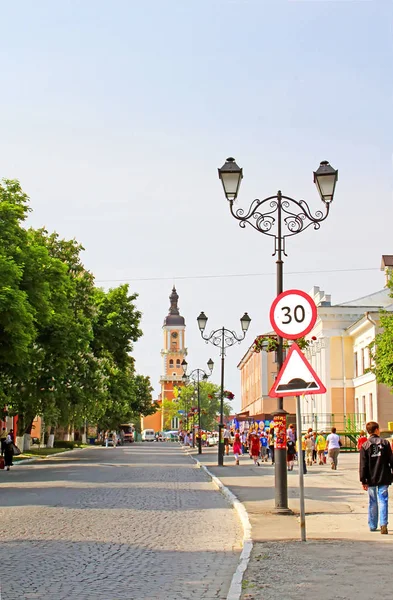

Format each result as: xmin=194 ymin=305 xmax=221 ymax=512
xmin=238 ymin=257 xmax=393 ymax=432
xmin=238 ymin=336 xmax=296 ymax=420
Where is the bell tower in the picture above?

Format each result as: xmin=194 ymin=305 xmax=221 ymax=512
xmin=160 ymin=286 xmax=187 ymax=406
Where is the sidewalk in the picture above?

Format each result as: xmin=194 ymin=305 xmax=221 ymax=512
xmin=187 ymin=447 xmax=393 ymax=599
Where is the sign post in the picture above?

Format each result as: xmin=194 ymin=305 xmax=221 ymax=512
xmin=296 ymin=395 xmax=306 ymax=542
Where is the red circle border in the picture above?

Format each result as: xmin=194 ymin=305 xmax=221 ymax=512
xmin=269 ymin=289 xmax=317 ymax=340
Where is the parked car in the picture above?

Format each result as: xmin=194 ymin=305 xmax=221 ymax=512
xmin=141 ymin=429 xmax=155 ymax=442
xmin=207 ymin=433 xmax=219 ymax=446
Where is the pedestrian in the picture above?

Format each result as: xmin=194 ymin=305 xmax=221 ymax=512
xmin=241 ymin=431 xmax=248 ymax=454
xmin=287 ymin=437 xmax=296 ymax=471
xmin=357 ymin=430 xmax=367 ymax=450
xmin=223 ymin=426 xmax=231 ymax=456
xmin=250 ymin=432 xmax=261 ymax=466
xmin=287 ymin=424 xmax=295 ymax=442
xmin=312 ymin=432 xmax=318 ymax=463
xmin=260 ymin=432 xmax=268 ymax=462
xmin=305 ymin=434 xmax=314 ymax=466
xmin=233 ymin=429 xmax=242 ymax=466
xmin=112 ymin=432 xmax=117 ymax=447
xmin=296 ymin=434 xmax=307 ymax=475
xmin=105 ymin=432 xmax=109 ymax=448
xmin=360 ymin=421 xmax=393 ymax=534
xmin=3 ymin=432 xmax=14 ymax=471
xmin=0 ymin=427 xmax=7 ymax=456
xmin=326 ymin=427 xmax=341 ymax=470
xmin=316 ymin=431 xmax=326 ymax=465
xmin=268 ymin=428 xmax=275 ymax=465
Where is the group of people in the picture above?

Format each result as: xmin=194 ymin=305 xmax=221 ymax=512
xmin=223 ymin=424 xmax=343 ymax=472
xmin=290 ymin=426 xmax=342 ymax=472
xmin=0 ymin=428 xmax=16 ymax=471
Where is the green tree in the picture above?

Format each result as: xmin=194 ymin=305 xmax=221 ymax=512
xmin=371 ymin=273 xmax=393 ymax=390
xmin=178 ymin=381 xmax=232 ymax=431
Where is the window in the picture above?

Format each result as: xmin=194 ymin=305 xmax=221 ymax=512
xmin=368 ymin=393 xmax=373 ymax=421
xmin=169 ymin=360 xmax=174 ymax=368
xmin=354 ymin=352 xmax=358 ymax=378
xmin=176 ymin=359 xmax=181 ymax=367
xmin=355 ymin=397 xmax=359 ymax=414
xmin=361 ymin=395 xmax=366 ymax=416
xmin=361 ymin=348 xmax=368 ymax=375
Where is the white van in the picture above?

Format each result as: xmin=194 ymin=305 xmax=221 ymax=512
xmin=141 ymin=429 xmax=155 ymax=442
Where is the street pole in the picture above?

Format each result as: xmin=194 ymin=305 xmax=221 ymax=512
xmin=197 ymin=313 xmax=251 ymax=468
xmin=181 ymin=359 xmax=215 ymax=456
xmin=218 ymin=156 xmax=338 ymax=510
xmin=273 ymin=191 xmax=289 ymax=512
xmin=197 ymin=371 xmax=202 ymax=455
xmin=296 ymin=395 xmax=306 ymax=541
xmin=218 ymin=327 xmax=225 ymax=467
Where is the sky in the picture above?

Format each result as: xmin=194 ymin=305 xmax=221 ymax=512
xmin=0 ymin=0 xmax=392 ymax=412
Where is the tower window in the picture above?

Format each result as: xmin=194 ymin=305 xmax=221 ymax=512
xmin=169 ymin=360 xmax=174 ymax=368
xmin=176 ymin=359 xmax=181 ymax=367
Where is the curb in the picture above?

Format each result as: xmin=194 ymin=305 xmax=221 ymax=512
xmin=13 ymin=446 xmax=89 ymax=466
xmin=189 ymin=453 xmax=252 ymax=600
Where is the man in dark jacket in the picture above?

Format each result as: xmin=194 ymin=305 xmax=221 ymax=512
xmin=359 ymin=421 xmax=393 ymax=534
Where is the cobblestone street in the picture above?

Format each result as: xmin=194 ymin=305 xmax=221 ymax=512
xmin=0 ymin=444 xmax=242 ymax=600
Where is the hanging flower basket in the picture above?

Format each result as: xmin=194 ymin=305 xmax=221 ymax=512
xmin=252 ymin=334 xmax=317 ymax=354
xmin=224 ymin=390 xmax=235 ymax=400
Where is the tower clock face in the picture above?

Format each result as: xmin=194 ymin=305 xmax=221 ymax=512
xmin=172 ymin=332 xmax=178 ymax=339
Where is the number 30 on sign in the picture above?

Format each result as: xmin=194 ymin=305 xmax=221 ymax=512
xmin=269 ymin=289 xmax=317 ymax=340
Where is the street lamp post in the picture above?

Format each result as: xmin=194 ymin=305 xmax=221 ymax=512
xmin=181 ymin=358 xmax=214 ymax=454
xmin=197 ymin=312 xmax=251 ymax=466
xmin=217 ymin=157 xmax=338 ymax=511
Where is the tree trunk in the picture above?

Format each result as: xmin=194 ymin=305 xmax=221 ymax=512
xmin=16 ymin=436 xmax=24 ymax=452
xmin=23 ymin=433 xmax=31 ymax=451
xmin=47 ymin=425 xmax=55 ymax=448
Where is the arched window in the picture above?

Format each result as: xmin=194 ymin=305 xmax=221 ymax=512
xmin=176 ymin=359 xmax=181 ymax=367
xmin=169 ymin=359 xmax=174 ymax=368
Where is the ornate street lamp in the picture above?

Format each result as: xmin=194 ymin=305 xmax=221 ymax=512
xmin=182 ymin=358 xmax=214 ymax=454
xmin=197 ymin=312 xmax=251 ymax=466
xmin=217 ymin=156 xmax=338 ymax=511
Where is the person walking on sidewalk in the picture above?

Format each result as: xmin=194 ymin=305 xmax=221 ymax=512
xmin=223 ymin=426 xmax=231 ymax=456
xmin=357 ymin=430 xmax=367 ymax=450
xmin=233 ymin=429 xmax=242 ymax=466
xmin=287 ymin=437 xmax=296 ymax=471
xmin=305 ymin=434 xmax=314 ymax=467
xmin=260 ymin=432 xmax=268 ymax=462
xmin=268 ymin=428 xmax=275 ymax=465
xmin=360 ymin=421 xmax=393 ymax=534
xmin=316 ymin=431 xmax=326 ymax=465
xmin=326 ymin=427 xmax=341 ymax=470
xmin=250 ymin=432 xmax=261 ymax=466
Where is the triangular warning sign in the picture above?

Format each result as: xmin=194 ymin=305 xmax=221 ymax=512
xmin=269 ymin=343 xmax=326 ymax=398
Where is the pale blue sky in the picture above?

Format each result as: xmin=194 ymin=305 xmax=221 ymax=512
xmin=1 ymin=0 xmax=392 ymax=410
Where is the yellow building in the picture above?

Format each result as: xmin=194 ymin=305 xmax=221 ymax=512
xmin=238 ymin=256 xmax=393 ymax=432
xmin=303 ymin=260 xmax=393 ymax=431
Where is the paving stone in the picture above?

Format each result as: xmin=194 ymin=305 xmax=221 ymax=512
xmin=0 ymin=444 xmax=242 ymax=600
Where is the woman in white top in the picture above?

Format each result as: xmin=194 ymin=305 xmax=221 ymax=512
xmin=325 ymin=427 xmax=341 ymax=470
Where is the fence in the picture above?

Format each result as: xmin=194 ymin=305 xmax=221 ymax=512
xmin=302 ymin=413 xmax=366 ymax=452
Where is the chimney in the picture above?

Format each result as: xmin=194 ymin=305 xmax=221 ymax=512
xmin=381 ymin=255 xmax=393 ymax=286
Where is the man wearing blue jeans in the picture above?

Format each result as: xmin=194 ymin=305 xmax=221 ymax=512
xmin=359 ymin=421 xmax=393 ymax=534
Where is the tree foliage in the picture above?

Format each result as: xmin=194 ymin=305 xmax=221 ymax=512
xmin=0 ymin=180 xmax=154 ymax=436
xmin=371 ymin=274 xmax=393 ymax=390
xmin=177 ymin=381 xmax=232 ymax=431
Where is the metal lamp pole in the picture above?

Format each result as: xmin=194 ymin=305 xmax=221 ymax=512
xmin=217 ymin=157 xmax=338 ymax=510
xmin=197 ymin=312 xmax=251 ymax=466
xmin=181 ymin=358 xmax=214 ymax=454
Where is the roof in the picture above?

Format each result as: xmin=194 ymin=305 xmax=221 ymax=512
xmin=381 ymin=255 xmax=393 ymax=269
xmin=337 ymin=288 xmax=391 ymax=308
xmin=163 ymin=286 xmax=185 ymax=327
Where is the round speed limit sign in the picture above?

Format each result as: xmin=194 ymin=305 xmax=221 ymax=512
xmin=269 ymin=289 xmax=317 ymax=340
